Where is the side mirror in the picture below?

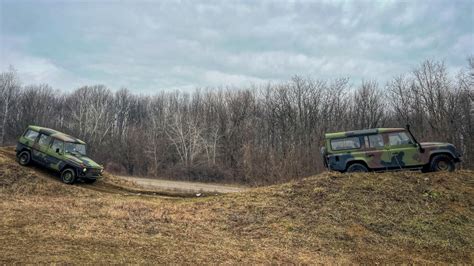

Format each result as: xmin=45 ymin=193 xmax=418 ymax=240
xmin=56 ymin=148 xmax=61 ymax=154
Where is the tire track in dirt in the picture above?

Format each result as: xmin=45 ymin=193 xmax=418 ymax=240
xmin=119 ymin=176 xmax=248 ymax=194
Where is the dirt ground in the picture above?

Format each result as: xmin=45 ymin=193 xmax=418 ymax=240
xmin=119 ymin=175 xmax=248 ymax=194
xmin=0 ymin=146 xmax=473 ymax=264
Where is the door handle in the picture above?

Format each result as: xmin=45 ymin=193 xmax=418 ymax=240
xmin=367 ymin=154 xmax=375 ymax=157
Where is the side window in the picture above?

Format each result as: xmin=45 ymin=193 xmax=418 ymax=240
xmin=38 ymin=134 xmax=51 ymax=147
xmin=331 ymin=137 xmax=361 ymax=151
xmin=24 ymin=130 xmax=39 ymax=141
xmin=51 ymin=139 xmax=64 ymax=153
xmin=368 ymin=134 xmax=384 ymax=148
xmin=389 ymin=132 xmax=413 ymax=146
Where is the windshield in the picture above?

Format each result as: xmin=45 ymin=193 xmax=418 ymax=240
xmin=64 ymin=142 xmax=86 ymax=156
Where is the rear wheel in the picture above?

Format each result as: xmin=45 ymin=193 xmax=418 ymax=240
xmin=430 ymin=155 xmax=455 ymax=172
xmin=61 ymin=168 xmax=76 ymax=184
xmin=18 ymin=151 xmax=31 ymax=166
xmin=346 ymin=163 xmax=368 ymax=173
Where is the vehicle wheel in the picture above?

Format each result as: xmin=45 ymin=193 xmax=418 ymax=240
xmin=346 ymin=163 xmax=369 ymax=173
xmin=430 ymin=155 xmax=455 ymax=172
xmin=18 ymin=151 xmax=31 ymax=166
xmin=61 ymin=168 xmax=76 ymax=184
xmin=83 ymin=179 xmax=96 ymax=184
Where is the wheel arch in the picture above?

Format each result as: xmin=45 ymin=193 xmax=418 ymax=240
xmin=428 ymin=151 xmax=455 ymax=163
xmin=344 ymin=159 xmax=370 ymax=172
xmin=16 ymin=147 xmax=31 ymax=156
xmin=60 ymin=163 xmax=79 ymax=175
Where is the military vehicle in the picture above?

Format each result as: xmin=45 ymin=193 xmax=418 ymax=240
xmin=321 ymin=126 xmax=461 ymax=173
xmin=15 ymin=125 xmax=103 ymax=184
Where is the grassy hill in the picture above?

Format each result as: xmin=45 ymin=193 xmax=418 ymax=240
xmin=0 ymin=147 xmax=472 ymax=263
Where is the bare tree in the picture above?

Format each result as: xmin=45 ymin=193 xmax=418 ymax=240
xmin=0 ymin=66 xmax=21 ymax=145
xmin=351 ymin=80 xmax=386 ymax=129
xmin=1 ymin=56 xmax=472 ymax=183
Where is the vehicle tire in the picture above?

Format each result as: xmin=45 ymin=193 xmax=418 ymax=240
xmin=61 ymin=168 xmax=76 ymax=184
xmin=430 ymin=154 xmax=455 ymax=172
xmin=83 ymin=179 xmax=96 ymax=184
xmin=18 ymin=151 xmax=31 ymax=166
xmin=346 ymin=163 xmax=369 ymax=173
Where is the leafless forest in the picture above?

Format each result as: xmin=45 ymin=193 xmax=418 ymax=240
xmin=0 ymin=58 xmax=473 ymax=184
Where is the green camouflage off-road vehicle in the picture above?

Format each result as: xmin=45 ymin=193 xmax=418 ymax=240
xmin=16 ymin=125 xmax=103 ymax=184
xmin=321 ymin=126 xmax=462 ymax=173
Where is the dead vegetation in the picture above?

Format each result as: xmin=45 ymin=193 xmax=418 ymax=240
xmin=0 ymin=147 xmax=473 ymax=263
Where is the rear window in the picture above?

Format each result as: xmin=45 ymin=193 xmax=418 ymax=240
xmin=331 ymin=137 xmax=361 ymax=151
xmin=23 ymin=129 xmax=39 ymax=141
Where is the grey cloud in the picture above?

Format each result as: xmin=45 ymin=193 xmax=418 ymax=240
xmin=1 ymin=0 xmax=472 ymax=92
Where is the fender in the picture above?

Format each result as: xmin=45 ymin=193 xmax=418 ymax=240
xmin=428 ymin=149 xmax=460 ymax=162
xmin=15 ymin=143 xmax=31 ymax=156
xmin=327 ymin=154 xmax=363 ymax=171
xmin=344 ymin=158 xmax=370 ymax=170
xmin=59 ymin=163 xmax=80 ymax=175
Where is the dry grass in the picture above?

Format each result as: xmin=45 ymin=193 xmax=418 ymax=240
xmin=0 ymin=147 xmax=473 ymax=263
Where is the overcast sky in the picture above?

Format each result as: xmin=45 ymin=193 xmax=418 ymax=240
xmin=1 ymin=0 xmax=473 ymax=92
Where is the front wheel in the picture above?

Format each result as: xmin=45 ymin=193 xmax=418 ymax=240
xmin=346 ymin=163 xmax=369 ymax=173
xmin=18 ymin=151 xmax=31 ymax=166
xmin=430 ymin=155 xmax=455 ymax=172
xmin=61 ymin=168 xmax=76 ymax=184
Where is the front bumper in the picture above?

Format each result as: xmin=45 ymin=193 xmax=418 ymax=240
xmin=77 ymin=168 xmax=102 ymax=179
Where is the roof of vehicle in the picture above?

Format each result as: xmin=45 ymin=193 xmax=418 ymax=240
xmin=27 ymin=125 xmax=86 ymax=144
xmin=325 ymin=128 xmax=406 ymax=139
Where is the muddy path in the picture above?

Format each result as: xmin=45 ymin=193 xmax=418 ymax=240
xmin=119 ymin=176 xmax=248 ymax=194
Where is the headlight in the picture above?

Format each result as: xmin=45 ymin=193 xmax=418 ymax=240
xmin=100 ymin=168 xmax=104 ymax=174
xmin=82 ymin=168 xmax=87 ymax=172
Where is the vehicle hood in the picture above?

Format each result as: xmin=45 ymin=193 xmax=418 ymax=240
xmin=419 ymin=142 xmax=461 ymax=157
xmin=64 ymin=154 xmax=102 ymax=169
xmin=419 ymin=142 xmax=452 ymax=148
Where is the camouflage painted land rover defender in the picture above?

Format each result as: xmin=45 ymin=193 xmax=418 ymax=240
xmin=321 ymin=126 xmax=462 ymax=173
xmin=16 ymin=125 xmax=103 ymax=184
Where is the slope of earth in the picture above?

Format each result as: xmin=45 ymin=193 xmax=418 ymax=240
xmin=0 ymin=147 xmax=473 ymax=263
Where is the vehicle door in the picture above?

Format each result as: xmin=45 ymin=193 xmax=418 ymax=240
xmin=386 ymin=131 xmax=422 ymax=168
xmin=32 ymin=134 xmax=52 ymax=165
xmin=363 ymin=134 xmax=391 ymax=169
xmin=45 ymin=138 xmax=65 ymax=171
